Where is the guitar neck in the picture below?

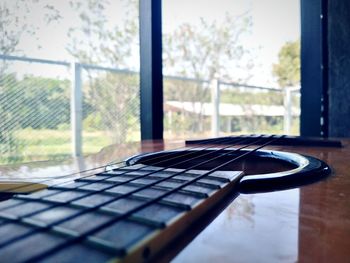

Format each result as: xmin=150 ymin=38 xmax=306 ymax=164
xmin=0 ymin=163 xmax=243 ymax=262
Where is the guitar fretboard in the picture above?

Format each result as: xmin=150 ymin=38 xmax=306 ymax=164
xmin=0 ymin=164 xmax=243 ymax=262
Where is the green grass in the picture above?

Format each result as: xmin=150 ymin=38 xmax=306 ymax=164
xmin=0 ymin=129 xmax=140 ymax=165
xmin=0 ymin=121 xmax=299 ymax=165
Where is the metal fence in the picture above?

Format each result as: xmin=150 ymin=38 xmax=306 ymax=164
xmin=0 ymin=54 xmax=140 ymax=164
xmin=163 ymin=77 xmax=300 ymax=139
xmin=0 ymin=54 xmax=300 ymax=165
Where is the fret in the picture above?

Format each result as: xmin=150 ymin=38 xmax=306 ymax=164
xmin=182 ymin=184 xmax=215 ymax=196
xmin=104 ymin=175 xmax=140 ymax=183
xmin=53 ymin=210 xmax=121 ymax=236
xmin=19 ymin=189 xmax=61 ymax=199
xmin=101 ymin=195 xmax=185 ymax=227
xmin=155 ymin=180 xmax=214 ymax=196
xmin=0 ymin=220 xmax=115 ymax=262
xmin=72 ymin=193 xmax=117 ymax=208
xmin=24 ymin=205 xmax=84 ymax=227
xmin=106 ymin=184 xmax=143 ymax=195
xmin=133 ymin=202 xmax=185 ymax=226
xmin=132 ymin=187 xmax=167 ymax=198
xmin=88 ymin=218 xmax=155 ymax=254
xmin=78 ymin=182 xmax=116 ymax=191
xmin=43 ymin=190 xmax=90 ymax=203
xmin=52 ymin=211 xmax=160 ymax=254
xmin=143 ymin=171 xmax=180 ymax=179
xmin=139 ymin=175 xmax=221 ymax=190
xmin=0 ymin=199 xmax=23 ymax=210
xmin=172 ymin=174 xmax=225 ymax=187
xmin=0 ymin=232 xmax=68 ymax=262
xmin=190 ymin=170 xmax=241 ymax=182
xmin=133 ymin=188 xmax=202 ymax=209
xmin=58 ymin=181 xmax=88 ymax=189
xmin=0 ymin=165 xmax=243 ymax=262
xmin=121 ymin=164 xmax=158 ymax=171
xmin=130 ymin=177 xmax=162 ymax=185
xmin=102 ymin=197 xmax=146 ymax=215
xmin=0 ymin=222 xmax=39 ymax=246
xmin=0 ymin=201 xmax=53 ymax=219
xmin=36 ymin=243 xmax=114 ymax=263
xmin=77 ymin=175 xmax=114 ymax=182
xmin=101 ymin=170 xmax=134 ymax=175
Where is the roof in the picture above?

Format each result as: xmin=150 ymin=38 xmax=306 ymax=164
xmin=164 ymin=101 xmax=300 ymax=117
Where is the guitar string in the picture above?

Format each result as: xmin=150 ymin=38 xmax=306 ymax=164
xmin=0 ymin=135 xmax=250 ymax=194
xmin=24 ymin=135 xmax=282 ymax=262
xmin=0 ymin=135 xmax=255 ymax=217
xmin=0 ymin=136 xmax=270 ymax=258
xmin=0 ymin=135 xmax=243 ymax=194
xmin=0 ymin=135 xmax=276 ymax=253
xmin=0 ymin=136 xmax=228 ymax=181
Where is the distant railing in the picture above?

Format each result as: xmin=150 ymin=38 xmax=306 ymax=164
xmin=1 ymin=54 xmax=140 ymax=158
xmin=1 ymin=54 xmax=300 ymax=162
xmin=217 ymin=79 xmax=300 ymax=136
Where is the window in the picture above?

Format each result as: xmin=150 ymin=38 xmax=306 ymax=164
xmin=162 ymin=0 xmax=301 ymax=139
xmin=0 ymin=0 xmax=140 ymax=164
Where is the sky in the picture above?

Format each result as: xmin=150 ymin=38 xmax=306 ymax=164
xmin=163 ymin=0 xmax=300 ymax=86
xmin=3 ymin=0 xmax=300 ymax=87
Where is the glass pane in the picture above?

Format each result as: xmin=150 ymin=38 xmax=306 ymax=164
xmin=162 ymin=0 xmax=300 ymax=139
xmin=0 ymin=0 xmax=140 ymax=164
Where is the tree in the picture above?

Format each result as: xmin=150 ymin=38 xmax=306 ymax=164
xmin=66 ymin=0 xmax=138 ymax=67
xmin=67 ymin=0 xmax=139 ymax=143
xmin=82 ymin=72 xmax=139 ymax=143
xmin=0 ymin=0 xmax=62 ymax=56
xmin=163 ymin=13 xmax=254 ymax=133
xmin=163 ymin=13 xmax=254 ymax=82
xmin=67 ymin=1 xmax=256 ymax=136
xmin=272 ymin=40 xmax=300 ymax=88
xmin=0 ymin=1 xmax=62 ymax=161
xmin=0 ymin=75 xmax=71 ymax=158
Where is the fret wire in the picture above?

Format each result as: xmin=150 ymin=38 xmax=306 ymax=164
xmin=135 ymin=136 xmax=240 ymax=166
xmin=2 ymin=135 xmax=238 ymax=193
xmin=0 ymin=135 xmax=251 ymax=224
xmin=6 ymin=136 xmax=281 ymax=262
xmin=24 ymin=135 xmax=281 ymax=262
xmin=0 ymin=135 xmax=245 ymax=194
xmin=0 ymin=134 xmax=256 ymax=227
xmin=0 ymin=161 xmax=122 ymax=194
xmin=0 ymin=135 xmax=266 ymax=251
xmin=136 ymin=135 xmax=245 ymax=165
xmin=76 ymin=135 xmax=254 ymax=187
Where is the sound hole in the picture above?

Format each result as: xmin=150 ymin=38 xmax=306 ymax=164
xmin=136 ymin=150 xmax=298 ymax=175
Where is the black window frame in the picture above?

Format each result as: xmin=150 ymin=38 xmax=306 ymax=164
xmin=139 ymin=0 xmax=328 ymax=139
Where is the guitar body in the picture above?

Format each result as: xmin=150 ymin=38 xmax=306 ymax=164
xmin=0 ymin=136 xmax=348 ymax=262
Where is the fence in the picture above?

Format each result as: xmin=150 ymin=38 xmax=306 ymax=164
xmin=163 ymin=76 xmax=300 ymax=139
xmin=0 ymin=54 xmax=300 ymax=164
xmin=0 ymin=54 xmax=140 ymax=164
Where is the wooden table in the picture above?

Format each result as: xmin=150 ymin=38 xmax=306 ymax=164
xmin=172 ymin=139 xmax=350 ymax=263
xmin=0 ymin=139 xmax=349 ymax=262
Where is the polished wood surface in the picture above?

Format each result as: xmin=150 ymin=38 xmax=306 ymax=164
xmin=0 ymin=139 xmax=349 ymax=262
xmin=172 ymin=139 xmax=350 ymax=263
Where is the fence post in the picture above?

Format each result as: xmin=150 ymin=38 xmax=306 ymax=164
xmin=283 ymin=87 xmax=292 ymax=134
xmin=71 ymin=62 xmax=82 ymax=157
xmin=211 ymin=78 xmax=220 ymax=137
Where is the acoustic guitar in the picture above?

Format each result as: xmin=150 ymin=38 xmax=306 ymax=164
xmin=0 ymin=135 xmax=347 ymax=262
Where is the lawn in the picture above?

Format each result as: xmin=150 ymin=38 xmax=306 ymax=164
xmin=1 ymin=121 xmax=298 ymax=165
xmin=0 ymin=129 xmax=140 ymax=165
